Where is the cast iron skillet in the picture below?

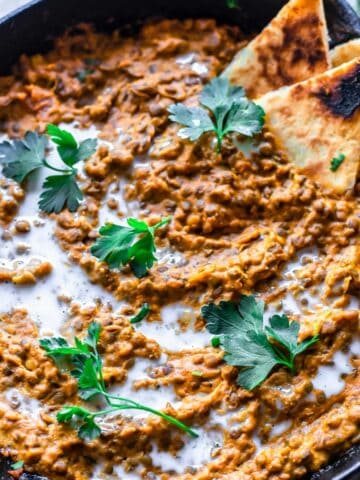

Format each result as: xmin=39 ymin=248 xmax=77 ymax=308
xmin=0 ymin=1 xmax=359 ymax=479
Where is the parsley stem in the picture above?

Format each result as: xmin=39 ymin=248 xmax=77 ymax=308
xmin=130 ymin=405 xmax=198 ymax=438
xmin=93 ymin=404 xmax=198 ymax=438
xmin=289 ymin=354 xmax=296 ymax=374
xmin=91 ymin=407 xmax=120 ymax=417
xmin=271 ymin=344 xmax=294 ymax=370
xmin=42 ymin=159 xmax=74 ymax=174
xmin=215 ymin=134 xmax=223 ymax=153
xmin=99 ymin=391 xmax=198 ymax=437
xmin=103 ymin=392 xmax=139 ymax=406
xmin=92 ymin=351 xmax=106 ymax=393
xmin=270 ymin=344 xmax=288 ymax=362
xmin=152 ymin=216 xmax=172 ymax=231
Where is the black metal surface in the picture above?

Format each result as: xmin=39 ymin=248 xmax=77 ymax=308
xmin=326 ymin=0 xmax=360 ymax=46
xmin=0 ymin=0 xmax=359 ymax=74
xmin=0 ymin=0 xmax=359 ymax=479
xmin=307 ymin=445 xmax=360 ymax=480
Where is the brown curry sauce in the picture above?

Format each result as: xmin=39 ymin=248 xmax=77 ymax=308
xmin=0 ymin=19 xmax=359 ymax=480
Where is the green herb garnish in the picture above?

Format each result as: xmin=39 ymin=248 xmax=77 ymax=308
xmin=10 ymin=461 xmax=24 ymax=470
xmin=0 ymin=131 xmax=47 ymax=183
xmin=168 ymin=77 xmax=264 ymax=152
xmin=39 ymin=173 xmax=83 ymax=213
xmin=91 ymin=216 xmax=171 ymax=278
xmin=226 ymin=0 xmax=239 ymax=8
xmin=47 ymin=124 xmax=97 ymax=166
xmin=330 ymin=153 xmax=345 ymax=172
xmin=130 ymin=303 xmax=150 ymax=324
xmin=202 ymin=294 xmax=319 ymax=390
xmin=40 ymin=322 xmax=197 ymax=441
xmin=0 ymin=124 xmax=97 ymax=213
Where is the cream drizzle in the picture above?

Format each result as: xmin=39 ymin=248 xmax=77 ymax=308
xmin=136 ymin=303 xmax=212 ymax=352
xmin=0 ymin=128 xmax=359 ymax=478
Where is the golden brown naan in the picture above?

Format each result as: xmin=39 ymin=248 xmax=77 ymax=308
xmin=331 ymin=38 xmax=360 ymax=67
xmin=257 ymin=58 xmax=360 ymax=193
xmin=222 ymin=0 xmax=331 ymax=98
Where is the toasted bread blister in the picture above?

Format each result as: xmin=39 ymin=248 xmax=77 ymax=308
xmin=223 ymin=0 xmax=359 ymax=192
xmin=257 ymin=57 xmax=360 ymax=193
xmin=222 ymin=0 xmax=331 ymax=98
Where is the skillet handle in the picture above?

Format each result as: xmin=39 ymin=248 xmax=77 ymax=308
xmin=324 ymin=0 xmax=360 ymax=47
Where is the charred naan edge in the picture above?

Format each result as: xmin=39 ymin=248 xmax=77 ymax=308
xmin=257 ymin=58 xmax=360 ymax=193
xmin=331 ymin=38 xmax=360 ymax=67
xmin=222 ymin=0 xmax=331 ymax=98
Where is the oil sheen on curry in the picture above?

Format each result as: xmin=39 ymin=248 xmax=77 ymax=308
xmin=0 ymin=3 xmax=359 ymax=480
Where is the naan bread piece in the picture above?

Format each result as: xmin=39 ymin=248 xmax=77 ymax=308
xmin=331 ymin=38 xmax=360 ymax=67
xmin=257 ymin=58 xmax=360 ymax=193
xmin=222 ymin=0 xmax=331 ymax=98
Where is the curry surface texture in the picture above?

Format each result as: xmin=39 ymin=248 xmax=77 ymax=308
xmin=0 ymin=19 xmax=359 ymax=480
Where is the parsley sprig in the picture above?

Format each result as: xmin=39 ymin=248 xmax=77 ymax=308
xmin=40 ymin=322 xmax=197 ymax=441
xmin=0 ymin=124 xmax=97 ymax=213
xmin=202 ymin=295 xmax=319 ymax=390
xmin=330 ymin=153 xmax=345 ymax=172
xmin=168 ymin=77 xmax=265 ymax=152
xmin=91 ymin=217 xmax=171 ymax=278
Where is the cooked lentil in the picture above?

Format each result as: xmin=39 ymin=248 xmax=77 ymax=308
xmin=0 ymin=19 xmax=359 ymax=480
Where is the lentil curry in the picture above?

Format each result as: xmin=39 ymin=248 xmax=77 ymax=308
xmin=0 ymin=6 xmax=359 ymax=480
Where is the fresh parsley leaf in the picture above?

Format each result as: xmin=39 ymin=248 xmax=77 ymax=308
xmin=330 ymin=153 xmax=345 ymax=172
xmin=130 ymin=303 xmax=150 ymax=324
xmin=91 ymin=216 xmax=171 ymax=278
xmin=10 ymin=461 xmax=24 ymax=470
xmin=168 ymin=77 xmax=264 ymax=152
xmin=222 ymin=100 xmax=266 ymax=137
xmin=47 ymin=124 xmax=97 ymax=166
xmin=202 ymin=295 xmax=264 ymax=337
xmin=57 ymin=406 xmax=102 ymax=441
xmin=265 ymin=315 xmax=319 ymax=360
xmin=222 ymin=330 xmax=280 ymax=390
xmin=40 ymin=322 xmax=197 ymax=440
xmin=85 ymin=321 xmax=101 ymax=348
xmin=57 ymin=405 xmax=88 ymax=422
xmin=77 ymin=357 xmax=101 ymax=394
xmin=202 ymin=294 xmax=319 ymax=390
xmin=200 ymin=77 xmax=245 ymax=112
xmin=0 ymin=125 xmax=97 ymax=214
xmin=39 ymin=173 xmax=83 ymax=213
xmin=47 ymin=123 xmax=77 ymax=149
xmin=78 ymin=417 xmax=102 ymax=441
xmin=39 ymin=336 xmax=72 ymax=369
xmin=39 ymin=336 xmax=69 ymax=352
xmin=167 ymin=104 xmax=214 ymax=141
xmin=0 ymin=131 xmax=47 ymax=182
